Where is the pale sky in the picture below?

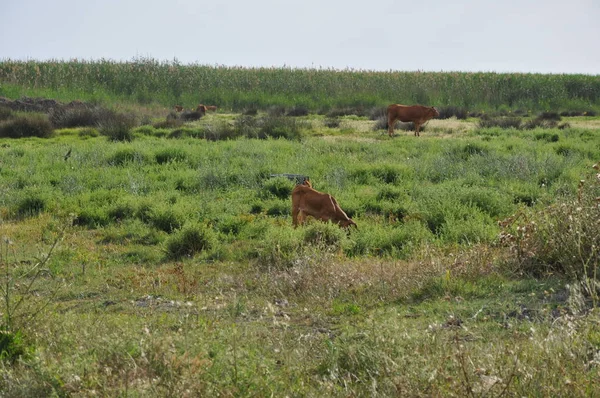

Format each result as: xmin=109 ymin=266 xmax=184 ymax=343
xmin=1 ymin=0 xmax=599 ymax=74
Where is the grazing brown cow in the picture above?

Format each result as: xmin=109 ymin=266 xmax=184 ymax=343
xmin=206 ymin=105 xmax=217 ymax=111
xmin=174 ymin=105 xmax=183 ymax=112
xmin=196 ymin=104 xmax=208 ymax=115
xmin=387 ymin=104 xmax=439 ymax=137
xmin=291 ymin=184 xmax=357 ymax=229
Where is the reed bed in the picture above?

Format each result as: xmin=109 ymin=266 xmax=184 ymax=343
xmin=1 ymin=58 xmax=599 ymax=112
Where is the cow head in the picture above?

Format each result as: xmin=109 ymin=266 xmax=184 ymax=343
xmin=430 ymin=107 xmax=440 ymax=118
xmin=196 ymin=104 xmax=207 ymax=114
xmin=339 ymin=218 xmax=358 ymax=230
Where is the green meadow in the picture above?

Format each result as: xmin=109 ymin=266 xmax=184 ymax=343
xmin=0 ymin=61 xmax=599 ymax=396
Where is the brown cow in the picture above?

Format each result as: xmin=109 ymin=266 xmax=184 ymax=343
xmin=291 ymin=184 xmax=357 ymax=229
xmin=196 ymin=104 xmax=208 ymax=115
xmin=206 ymin=105 xmax=217 ymax=111
xmin=387 ymin=104 xmax=439 ymax=137
xmin=174 ymin=105 xmax=183 ymax=112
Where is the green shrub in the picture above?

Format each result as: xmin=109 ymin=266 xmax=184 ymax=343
xmin=0 ymin=330 xmax=32 ymax=364
xmin=0 ymin=114 xmax=54 ymax=138
xmin=215 ymin=215 xmax=249 ymax=236
xmin=251 ymin=226 xmax=302 ymax=269
xmin=348 ymin=221 xmax=432 ymax=258
xmin=108 ymin=201 xmax=137 ymax=221
xmin=203 ymin=121 xmax=239 ymax=141
xmin=149 ymin=209 xmax=184 ymax=233
xmin=303 ymin=222 xmax=345 ymax=248
xmin=98 ymin=112 xmax=137 ymax=141
xmin=17 ymin=194 xmax=47 ymax=218
xmin=78 ymin=127 xmax=99 ymax=137
xmin=523 ymin=117 xmax=558 ymax=129
xmin=73 ymin=207 xmax=110 ymax=228
xmin=50 ymin=106 xmax=115 ymax=128
xmin=0 ymin=106 xmax=12 ymax=121
xmin=534 ymin=132 xmax=560 ymax=142
xmin=155 ymin=148 xmax=187 ymax=164
xmin=437 ymin=106 xmax=468 ymax=120
xmin=165 ymin=223 xmax=215 ymax=259
xmin=286 ymin=105 xmax=309 ymax=117
xmin=376 ymin=186 xmax=403 ymax=201
xmin=478 ymin=116 xmax=522 ymax=129
xmin=262 ymin=177 xmax=294 ymax=199
xmin=500 ymin=172 xmax=600 ymax=281
xmin=255 ymin=115 xmax=304 ymax=140
xmin=323 ymin=117 xmax=341 ymax=128
xmin=108 ymin=148 xmax=149 ymax=166
xmin=266 ymin=201 xmax=290 ymax=217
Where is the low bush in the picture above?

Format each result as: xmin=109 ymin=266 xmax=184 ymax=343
xmin=50 ymin=106 xmax=115 ymax=128
xmin=0 ymin=106 xmax=12 ymax=121
xmin=499 ymin=165 xmax=600 ymax=284
xmin=323 ymin=117 xmax=341 ymax=128
xmin=302 ymin=222 xmax=346 ymax=248
xmin=0 ymin=330 xmax=32 ymax=364
xmin=98 ymin=112 xmax=138 ymax=141
xmin=107 ymin=148 xmax=150 ymax=166
xmin=262 ymin=177 xmax=295 ymax=199
xmin=0 ymin=114 xmax=54 ymax=138
xmin=165 ymin=223 xmax=215 ymax=259
xmin=437 ymin=106 xmax=468 ymax=120
xmin=523 ymin=117 xmax=558 ymax=129
xmin=286 ymin=105 xmax=309 ymax=117
xmin=155 ymin=148 xmax=187 ymax=164
xmin=478 ymin=115 xmax=522 ymax=129
xmin=16 ymin=193 xmax=48 ymax=218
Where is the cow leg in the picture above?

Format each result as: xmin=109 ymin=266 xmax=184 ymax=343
xmin=297 ymin=210 xmax=306 ymax=225
xmin=388 ymin=116 xmax=395 ymax=137
xmin=292 ymin=206 xmax=300 ymax=227
xmin=414 ymin=123 xmax=421 ymax=137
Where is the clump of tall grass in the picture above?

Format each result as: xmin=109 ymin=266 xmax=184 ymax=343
xmin=154 ymin=148 xmax=187 ymax=164
xmin=98 ymin=112 xmax=138 ymax=141
xmin=437 ymin=106 xmax=468 ymax=120
xmin=164 ymin=222 xmax=215 ymax=259
xmin=286 ymin=105 xmax=309 ymax=117
xmin=323 ymin=117 xmax=341 ymax=128
xmin=499 ymin=164 xmax=600 ymax=293
xmin=0 ymin=106 xmax=12 ymax=121
xmin=302 ymin=222 xmax=346 ymax=248
xmin=0 ymin=114 xmax=54 ymax=138
xmin=49 ymin=106 xmax=115 ymax=129
xmin=326 ymin=106 xmax=367 ymax=118
xmin=16 ymin=192 xmax=48 ymax=218
xmin=107 ymin=148 xmax=150 ymax=166
xmin=478 ymin=115 xmax=522 ymax=129
xmin=261 ymin=177 xmax=295 ymax=199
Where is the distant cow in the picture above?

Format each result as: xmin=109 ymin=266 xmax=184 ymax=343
xmin=206 ymin=105 xmax=217 ymax=111
xmin=196 ymin=104 xmax=208 ymax=115
xmin=291 ymin=184 xmax=356 ymax=229
xmin=387 ymin=104 xmax=439 ymax=137
xmin=174 ymin=105 xmax=183 ymax=112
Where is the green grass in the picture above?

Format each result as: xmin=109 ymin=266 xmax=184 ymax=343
xmin=0 ymin=87 xmax=599 ymax=395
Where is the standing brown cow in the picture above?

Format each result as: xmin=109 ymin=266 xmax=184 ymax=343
xmin=205 ymin=105 xmax=218 ymax=111
xmin=291 ymin=184 xmax=357 ymax=229
xmin=387 ymin=104 xmax=439 ymax=137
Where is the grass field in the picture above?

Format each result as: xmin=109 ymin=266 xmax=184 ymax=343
xmin=1 ymin=64 xmax=600 ymax=396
